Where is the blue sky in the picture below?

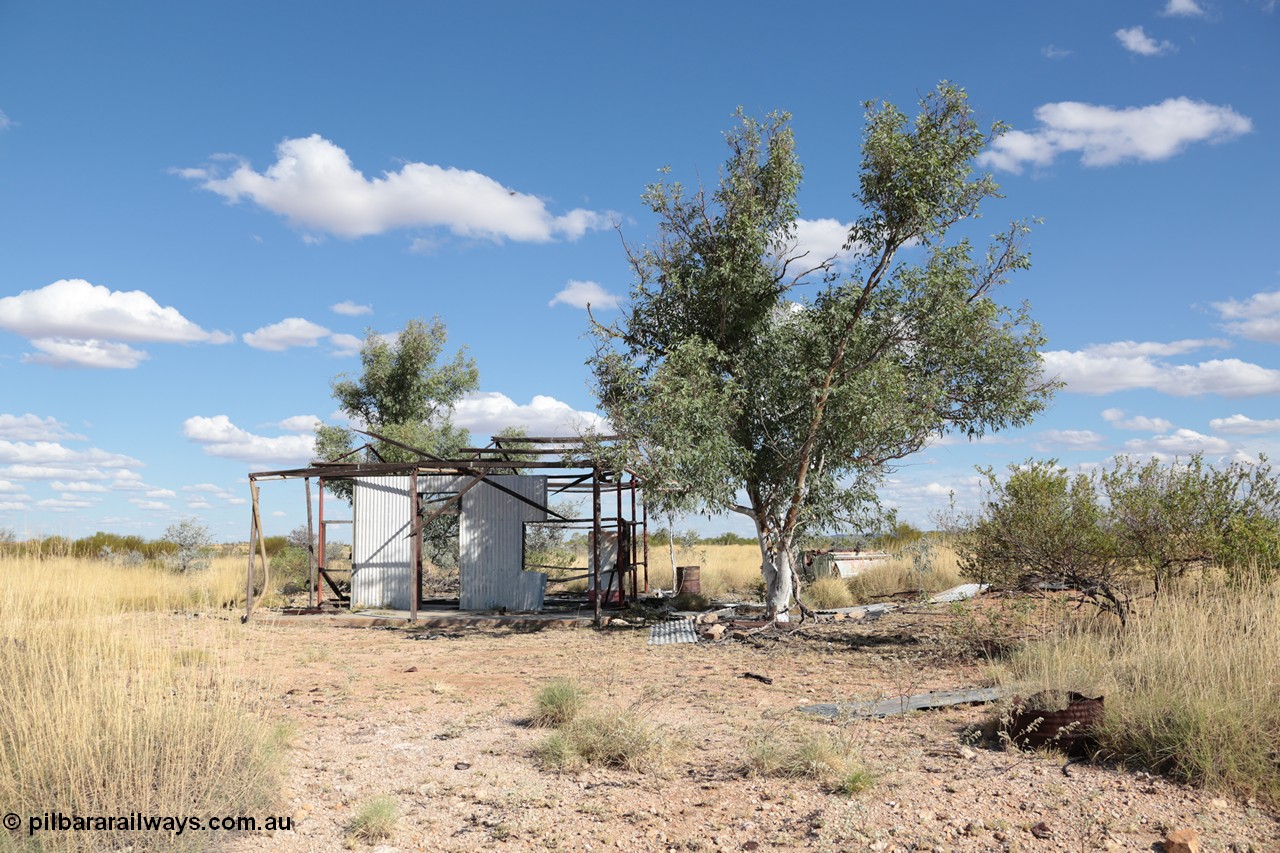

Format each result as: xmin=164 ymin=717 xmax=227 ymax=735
xmin=0 ymin=1 xmax=1277 ymax=542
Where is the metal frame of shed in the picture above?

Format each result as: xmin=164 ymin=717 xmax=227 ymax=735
xmin=242 ymin=433 xmax=647 ymax=627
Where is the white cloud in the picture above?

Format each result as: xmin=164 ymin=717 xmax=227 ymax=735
xmin=183 ymin=482 xmax=232 ymax=494
xmin=1115 ymin=25 xmax=1175 ymax=56
xmin=0 ymin=480 xmax=24 ymax=493
xmin=0 ymin=110 xmax=10 ymax=132
xmin=1101 ymin=409 xmax=1175 ymax=432
xmin=1043 ymin=347 xmax=1280 ymax=397
xmin=145 ymin=488 xmax=177 ymax=498
xmin=183 ymin=415 xmax=316 ymax=465
xmin=548 ymin=280 xmax=620 ymax=310
xmin=0 ymin=279 xmax=231 ymax=344
xmin=49 ymin=481 xmax=108 ymax=493
xmin=1163 ymin=0 xmax=1206 ymax=16
xmin=184 ymin=134 xmax=610 ymax=243
xmin=978 ymin=98 xmax=1251 ymax=173
xmin=0 ymin=441 xmax=142 ymax=469
xmin=25 ymin=338 xmax=149 ymax=369
xmin=37 ymin=497 xmax=95 ymax=511
xmin=277 ymin=415 xmax=322 ymax=433
xmin=329 ymin=333 xmax=362 ymax=357
xmin=1084 ymin=339 xmax=1227 ymax=358
xmin=453 ymin=392 xmax=605 ymax=438
xmin=130 ymin=499 xmax=171 ymax=511
xmin=1123 ymin=429 xmax=1232 ymax=456
xmin=792 ymin=218 xmax=855 ymax=268
xmin=331 ymin=300 xmax=372 ymax=316
xmin=929 ymin=432 xmax=1016 ymax=448
xmin=1034 ymin=429 xmax=1107 ymax=451
xmin=0 ymin=502 xmax=28 ymax=511
xmin=0 ymin=414 xmax=85 ymax=441
xmin=1212 ymin=289 xmax=1280 ymax=343
xmin=1209 ymin=414 xmax=1280 ymax=435
xmin=1041 ymin=45 xmax=1072 ymax=59
xmin=187 ymin=499 xmax=213 ymax=510
xmin=0 ymin=465 xmax=115 ymax=481
xmin=243 ymin=317 xmax=331 ymax=351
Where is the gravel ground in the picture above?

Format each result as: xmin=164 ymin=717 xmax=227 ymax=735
xmin=207 ymin=605 xmax=1280 ymax=852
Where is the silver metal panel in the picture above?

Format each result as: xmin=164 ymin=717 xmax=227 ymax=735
xmin=648 ymin=618 xmax=698 ymax=645
xmin=351 ymin=476 xmax=414 ymax=610
xmin=459 ymin=474 xmax=547 ymax=611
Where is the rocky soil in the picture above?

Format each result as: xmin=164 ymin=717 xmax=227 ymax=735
xmin=208 ymin=603 xmax=1279 ymax=852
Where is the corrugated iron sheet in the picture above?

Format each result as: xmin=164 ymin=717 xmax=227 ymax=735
xmin=458 ymin=474 xmax=548 ymax=612
xmin=351 ymin=476 xmax=415 ymax=610
xmin=648 ymin=618 xmax=698 ymax=645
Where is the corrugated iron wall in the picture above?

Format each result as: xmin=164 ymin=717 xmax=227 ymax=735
xmin=351 ymin=476 xmax=414 ymax=610
xmin=460 ymin=474 xmax=548 ymax=611
xmin=351 ymin=474 xmax=549 ymax=612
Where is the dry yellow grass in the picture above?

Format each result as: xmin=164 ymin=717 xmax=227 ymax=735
xmin=846 ymin=542 xmax=967 ymax=601
xmin=0 ymin=554 xmax=285 ymax=852
xmin=1002 ymin=573 xmax=1280 ymax=807
xmin=646 ymin=543 xmax=763 ymax=598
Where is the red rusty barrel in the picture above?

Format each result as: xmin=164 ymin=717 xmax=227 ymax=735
xmin=676 ymin=565 xmax=702 ymax=596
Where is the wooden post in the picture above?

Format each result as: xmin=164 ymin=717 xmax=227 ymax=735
xmin=305 ymin=477 xmax=316 ymax=609
xmin=243 ymin=479 xmax=258 ymax=624
xmin=592 ymin=466 xmax=602 ymax=627
xmin=317 ymin=478 xmax=326 ymax=606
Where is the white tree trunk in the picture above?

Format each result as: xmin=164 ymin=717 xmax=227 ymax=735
xmin=761 ymin=548 xmax=793 ymax=621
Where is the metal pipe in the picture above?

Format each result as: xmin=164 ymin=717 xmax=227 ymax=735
xmin=305 ymin=477 xmax=316 ymax=609
xmin=317 ymin=478 xmax=326 ymax=606
xmin=592 ymin=467 xmax=601 ymax=627
xmin=409 ymin=470 xmax=419 ymax=622
xmin=615 ymin=475 xmax=624 ymax=605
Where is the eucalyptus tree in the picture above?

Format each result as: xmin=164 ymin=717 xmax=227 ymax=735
xmin=315 ymin=317 xmax=478 ymax=502
xmin=590 ymin=83 xmax=1053 ymax=619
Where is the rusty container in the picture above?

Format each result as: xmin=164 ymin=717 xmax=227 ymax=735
xmin=1006 ymin=691 xmax=1104 ymax=755
xmin=676 ymin=565 xmax=702 ymax=596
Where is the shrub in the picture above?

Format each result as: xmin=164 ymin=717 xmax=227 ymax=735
xmin=162 ymin=519 xmax=215 ymax=573
xmin=530 ymin=678 xmax=587 ymax=728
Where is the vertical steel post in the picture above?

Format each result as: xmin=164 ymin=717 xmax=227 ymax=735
xmin=317 ymin=478 xmax=326 ymax=606
xmin=244 ymin=478 xmax=258 ymax=623
xmin=615 ymin=475 xmax=624 ymax=605
xmin=629 ymin=478 xmax=639 ymax=598
xmin=592 ymin=466 xmax=602 ymax=627
xmin=409 ymin=470 xmax=419 ymax=622
xmin=641 ymin=489 xmax=649 ymax=593
xmin=304 ymin=477 xmax=316 ymax=609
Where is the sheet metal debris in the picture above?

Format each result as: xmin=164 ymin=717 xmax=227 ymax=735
xmin=648 ymin=618 xmax=698 ymax=645
xmin=799 ymin=686 xmax=1008 ymax=719
xmin=928 ymin=583 xmax=989 ymax=604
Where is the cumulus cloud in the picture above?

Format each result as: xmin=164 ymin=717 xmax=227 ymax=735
xmin=277 ymin=415 xmax=322 ymax=433
xmin=1213 ymin=289 xmax=1280 ymax=343
xmin=1033 ymin=429 xmax=1107 ymax=451
xmin=1209 ymin=414 xmax=1280 ymax=435
xmin=0 ymin=441 xmax=142 ymax=469
xmin=183 ymin=415 xmax=316 ymax=465
xmin=1042 ymin=342 xmax=1280 ymax=397
xmin=1123 ymin=428 xmax=1232 ymax=456
xmin=0 ymin=465 xmax=114 ymax=481
xmin=1163 ymin=0 xmax=1206 ymax=15
xmin=978 ymin=98 xmax=1251 ymax=173
xmin=243 ymin=318 xmax=331 ymax=350
xmin=331 ymin=300 xmax=372 ymax=316
xmin=548 ymin=280 xmax=620 ymax=310
xmin=1041 ymin=45 xmax=1072 ymax=59
xmin=26 ymin=338 xmax=150 ymax=369
xmin=452 ymin=392 xmax=605 ymax=438
xmin=0 ymin=480 xmax=24 ymax=493
xmin=130 ymin=499 xmax=171 ymax=511
xmin=1101 ymin=409 xmax=1174 ymax=432
xmin=182 ymin=134 xmax=610 ymax=243
xmin=1115 ymin=25 xmax=1175 ymax=56
xmin=329 ymin=333 xmax=362 ymax=357
xmin=0 ymin=414 xmax=85 ymax=441
xmin=49 ymin=481 xmax=108 ymax=493
xmin=0 ymin=280 xmax=231 ymax=369
xmin=1085 ymin=339 xmax=1228 ymax=358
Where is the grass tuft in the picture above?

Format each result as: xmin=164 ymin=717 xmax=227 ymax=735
xmin=530 ymin=677 xmax=587 ymax=728
xmin=801 ymin=577 xmax=854 ymax=609
xmin=747 ymin=721 xmax=874 ymax=795
xmin=535 ymin=709 xmax=673 ymax=773
xmin=348 ymin=795 xmax=399 ymax=843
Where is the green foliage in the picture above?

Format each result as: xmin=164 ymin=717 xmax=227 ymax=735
xmin=161 ymin=519 xmax=215 ymax=573
xmin=960 ymin=454 xmax=1280 ymax=621
xmin=747 ymin=722 xmax=874 ymax=794
xmin=535 ymin=710 xmax=672 ymax=773
xmin=590 ymin=83 xmax=1052 ymax=617
xmin=315 ymin=317 xmax=479 ymax=502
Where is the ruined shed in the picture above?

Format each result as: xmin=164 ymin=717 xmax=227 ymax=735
xmin=242 ymin=434 xmax=646 ymax=625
